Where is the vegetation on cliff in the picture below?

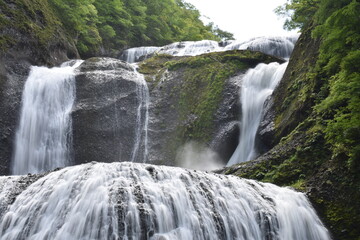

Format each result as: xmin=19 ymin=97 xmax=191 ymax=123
xmin=47 ymin=0 xmax=233 ymax=57
xmin=0 ymin=0 xmax=78 ymax=64
xmin=228 ymin=0 xmax=359 ymax=239
xmin=0 ymin=0 xmax=233 ymax=58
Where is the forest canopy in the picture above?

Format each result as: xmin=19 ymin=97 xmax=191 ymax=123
xmin=48 ymin=0 xmax=234 ymax=56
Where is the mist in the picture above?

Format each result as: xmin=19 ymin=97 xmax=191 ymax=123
xmin=176 ymin=141 xmax=224 ymax=171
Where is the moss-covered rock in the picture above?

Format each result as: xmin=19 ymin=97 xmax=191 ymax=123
xmin=139 ymin=50 xmax=284 ymax=166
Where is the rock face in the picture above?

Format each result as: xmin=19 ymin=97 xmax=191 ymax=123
xmin=146 ymin=66 xmax=241 ymax=166
xmin=0 ymin=0 xmax=79 ymax=175
xmin=72 ymin=51 xmax=283 ymax=168
xmin=72 ymin=58 xmax=145 ymax=165
xmin=0 ymin=63 xmax=29 ymax=175
xmin=257 ymin=98 xmax=276 ymax=153
xmin=140 ymin=51 xmax=284 ymax=167
xmin=72 ymin=55 xmax=244 ymax=167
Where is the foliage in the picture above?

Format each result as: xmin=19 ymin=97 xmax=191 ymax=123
xmin=0 ymin=0 xmax=71 ymax=55
xmin=206 ymin=22 xmax=235 ymax=41
xmin=262 ymin=1 xmax=360 ymax=238
xmin=313 ymin=0 xmax=360 ymax=170
xmin=275 ymin=0 xmax=360 ymax=175
xmin=47 ymin=0 xmax=227 ymax=56
xmin=275 ymin=0 xmax=320 ymax=30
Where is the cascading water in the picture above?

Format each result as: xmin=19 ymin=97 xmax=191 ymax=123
xmin=224 ymin=35 xmax=298 ymax=59
xmin=227 ymin=62 xmax=288 ymax=166
xmin=120 ymin=35 xmax=299 ymax=63
xmin=121 ymin=46 xmax=160 ymax=63
xmin=0 ymin=162 xmax=330 ymax=240
xmin=131 ymin=65 xmax=150 ymax=163
xmin=159 ymin=40 xmax=220 ymax=56
xmin=11 ymin=60 xmax=83 ymax=175
xmin=120 ymin=40 xmax=220 ymax=63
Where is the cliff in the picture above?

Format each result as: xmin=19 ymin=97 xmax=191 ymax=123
xmin=139 ymin=51 xmax=284 ymax=166
xmin=70 ymin=51 xmax=283 ymax=167
xmin=224 ymin=21 xmax=360 ymax=240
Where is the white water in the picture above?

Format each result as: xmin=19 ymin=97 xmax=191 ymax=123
xmin=227 ymin=62 xmax=288 ymax=166
xmin=120 ymin=35 xmax=299 ymax=63
xmin=0 ymin=162 xmax=330 ymax=240
xmin=11 ymin=61 xmax=83 ymax=175
xmin=158 ymin=40 xmax=220 ymax=56
xmin=131 ymin=66 xmax=150 ymax=163
xmin=122 ymin=46 xmax=160 ymax=63
xmin=224 ymin=35 xmax=298 ymax=59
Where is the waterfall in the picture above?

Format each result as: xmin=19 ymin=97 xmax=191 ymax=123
xmin=120 ymin=46 xmax=160 ymax=63
xmin=227 ymin=62 xmax=288 ymax=166
xmin=224 ymin=35 xmax=298 ymax=59
xmin=131 ymin=65 xmax=150 ymax=163
xmin=0 ymin=162 xmax=330 ymax=240
xmin=11 ymin=61 xmax=83 ymax=175
xmin=120 ymin=35 xmax=299 ymax=63
xmin=158 ymin=40 xmax=220 ymax=57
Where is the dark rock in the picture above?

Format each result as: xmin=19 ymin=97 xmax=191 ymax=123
xmin=72 ymin=58 xmax=145 ymax=164
xmin=271 ymin=22 xmax=321 ymax=145
xmin=210 ymin=121 xmax=240 ymax=164
xmin=145 ymin=69 xmax=185 ymax=165
xmin=257 ymin=97 xmax=276 ymax=153
xmin=145 ymin=65 xmax=242 ymax=166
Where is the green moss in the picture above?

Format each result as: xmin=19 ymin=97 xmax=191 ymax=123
xmin=0 ymin=0 xmax=67 ymax=53
xmin=138 ymin=54 xmax=174 ymax=85
xmin=324 ymin=202 xmax=360 ymax=240
xmin=165 ymin=50 xmax=282 ymax=143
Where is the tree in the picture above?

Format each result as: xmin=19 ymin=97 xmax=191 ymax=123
xmin=275 ymin=0 xmax=320 ymax=30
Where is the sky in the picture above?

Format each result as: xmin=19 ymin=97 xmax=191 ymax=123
xmin=185 ymin=0 xmax=298 ymax=41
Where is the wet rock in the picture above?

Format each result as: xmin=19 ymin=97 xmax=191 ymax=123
xmin=72 ymin=58 xmax=144 ymax=164
xmin=257 ymin=97 xmax=276 ymax=152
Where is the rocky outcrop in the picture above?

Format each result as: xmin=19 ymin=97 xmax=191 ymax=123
xmin=72 ymin=58 xmax=145 ymax=165
xmin=140 ymin=51 xmax=284 ymax=167
xmin=71 ymin=51 xmax=283 ymax=168
xmin=145 ymin=66 xmax=241 ymax=166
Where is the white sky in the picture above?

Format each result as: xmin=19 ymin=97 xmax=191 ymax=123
xmin=185 ymin=0 xmax=298 ymax=41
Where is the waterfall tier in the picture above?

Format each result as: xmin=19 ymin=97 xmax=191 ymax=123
xmin=227 ymin=62 xmax=288 ymax=166
xmin=120 ymin=35 xmax=299 ymax=63
xmin=11 ymin=60 xmax=83 ymax=175
xmin=224 ymin=35 xmax=298 ymax=59
xmin=0 ymin=162 xmax=330 ymax=240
